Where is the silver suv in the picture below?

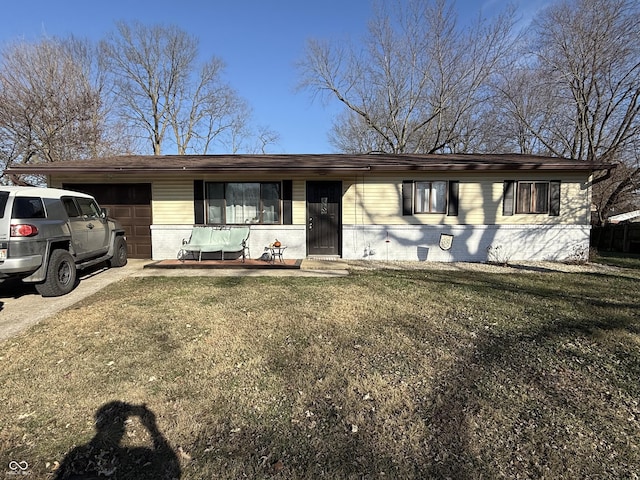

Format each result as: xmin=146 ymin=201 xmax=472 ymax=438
xmin=0 ymin=187 xmax=127 ymax=297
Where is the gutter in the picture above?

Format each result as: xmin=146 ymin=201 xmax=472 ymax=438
xmin=4 ymin=166 xmax=374 ymax=175
xmin=6 ymin=163 xmax=608 ymax=175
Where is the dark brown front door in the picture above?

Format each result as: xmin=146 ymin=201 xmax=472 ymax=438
xmin=306 ymin=181 xmax=342 ymax=256
xmin=63 ymin=183 xmax=152 ymax=259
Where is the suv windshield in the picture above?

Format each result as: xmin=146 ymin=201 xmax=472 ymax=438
xmin=0 ymin=192 xmax=8 ymax=219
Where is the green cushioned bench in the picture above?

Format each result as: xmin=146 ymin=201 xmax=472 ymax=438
xmin=179 ymin=226 xmax=250 ymax=262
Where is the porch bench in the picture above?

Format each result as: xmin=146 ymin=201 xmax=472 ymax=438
xmin=180 ymin=226 xmax=250 ymax=262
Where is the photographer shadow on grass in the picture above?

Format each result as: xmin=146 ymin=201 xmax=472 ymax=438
xmin=54 ymin=401 xmax=181 ymax=480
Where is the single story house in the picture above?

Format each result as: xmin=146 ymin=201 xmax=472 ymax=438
xmin=6 ymin=153 xmax=612 ymax=263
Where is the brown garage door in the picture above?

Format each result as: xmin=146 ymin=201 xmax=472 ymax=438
xmin=63 ymin=183 xmax=152 ymax=259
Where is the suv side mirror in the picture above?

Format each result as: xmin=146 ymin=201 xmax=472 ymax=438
xmin=101 ymin=207 xmax=109 ymax=218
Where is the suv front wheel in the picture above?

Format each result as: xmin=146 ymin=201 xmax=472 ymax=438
xmin=108 ymin=236 xmax=128 ymax=268
xmin=35 ymin=250 xmax=78 ymax=297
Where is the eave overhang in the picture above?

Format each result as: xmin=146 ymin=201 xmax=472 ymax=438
xmin=4 ymin=153 xmax=614 ymax=175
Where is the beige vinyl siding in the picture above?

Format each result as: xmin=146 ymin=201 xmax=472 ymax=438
xmin=292 ymin=180 xmax=306 ymax=225
xmin=49 ymin=170 xmax=591 ymax=228
xmin=152 ymin=180 xmax=194 ymax=224
xmin=344 ymin=176 xmax=406 ymax=225
xmin=152 ymin=177 xmax=309 ymax=226
xmin=563 ymin=180 xmax=591 ymax=224
xmin=493 ymin=174 xmax=590 ymax=225
xmin=344 ymin=174 xmax=462 ymax=226
xmin=459 ymin=181 xmax=495 ymax=224
xmin=343 ymin=172 xmax=590 ymax=226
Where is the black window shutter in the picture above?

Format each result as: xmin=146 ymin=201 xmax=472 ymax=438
xmin=549 ymin=181 xmax=561 ymax=216
xmin=282 ymin=180 xmax=293 ymax=225
xmin=503 ymin=180 xmax=515 ymax=216
xmin=447 ymin=181 xmax=459 ymax=216
xmin=194 ymin=180 xmax=205 ymax=224
xmin=402 ymin=181 xmax=413 ymax=216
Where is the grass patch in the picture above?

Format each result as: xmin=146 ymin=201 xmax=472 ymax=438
xmin=1 ymin=267 xmax=639 ymax=479
xmin=592 ymin=250 xmax=640 ymax=270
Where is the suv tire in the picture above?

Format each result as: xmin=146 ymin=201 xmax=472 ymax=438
xmin=108 ymin=236 xmax=128 ymax=268
xmin=35 ymin=250 xmax=78 ymax=297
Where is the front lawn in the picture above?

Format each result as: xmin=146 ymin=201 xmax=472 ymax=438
xmin=1 ymin=266 xmax=639 ymax=479
xmin=592 ymin=250 xmax=640 ymax=270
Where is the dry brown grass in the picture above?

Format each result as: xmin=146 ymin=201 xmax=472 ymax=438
xmin=1 ymin=267 xmax=639 ymax=479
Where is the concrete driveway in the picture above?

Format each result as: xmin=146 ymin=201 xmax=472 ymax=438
xmin=0 ymin=259 xmax=148 ymax=342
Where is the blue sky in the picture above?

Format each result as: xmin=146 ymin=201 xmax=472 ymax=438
xmin=0 ymin=0 xmax=549 ymax=154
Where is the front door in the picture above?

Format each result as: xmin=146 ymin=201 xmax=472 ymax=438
xmin=306 ymin=181 xmax=342 ymax=256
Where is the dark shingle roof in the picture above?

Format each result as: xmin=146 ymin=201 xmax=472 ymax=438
xmin=6 ymin=153 xmax=612 ymax=174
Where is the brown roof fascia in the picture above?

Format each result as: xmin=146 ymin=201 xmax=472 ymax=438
xmin=367 ymin=163 xmax=606 ymax=171
xmin=4 ymin=153 xmax=613 ymax=174
xmin=4 ymin=165 xmax=373 ymax=174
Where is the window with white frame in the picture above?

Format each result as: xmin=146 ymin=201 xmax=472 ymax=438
xmin=206 ymin=182 xmax=280 ymax=224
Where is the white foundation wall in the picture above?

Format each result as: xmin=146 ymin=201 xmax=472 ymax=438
xmin=342 ymin=224 xmax=591 ymax=262
xmin=151 ymin=223 xmax=590 ymax=263
xmin=151 ymin=225 xmax=307 ymax=261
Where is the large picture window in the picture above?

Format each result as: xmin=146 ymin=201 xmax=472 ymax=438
xmin=206 ymin=182 xmax=280 ymax=224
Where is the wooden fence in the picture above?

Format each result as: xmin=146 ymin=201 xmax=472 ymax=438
xmin=591 ymin=223 xmax=640 ymax=253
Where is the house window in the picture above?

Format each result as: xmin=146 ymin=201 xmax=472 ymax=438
xmin=516 ymin=181 xmax=549 ymax=214
xmin=206 ymin=182 xmax=280 ymax=224
xmin=503 ymin=180 xmax=560 ymax=216
xmin=415 ymin=181 xmax=447 ymax=213
xmin=402 ymin=180 xmax=459 ymax=216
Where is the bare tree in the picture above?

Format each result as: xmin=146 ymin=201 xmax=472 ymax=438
xmin=101 ymin=21 xmax=273 ymax=155
xmin=493 ymin=0 xmax=640 ymax=222
xmin=230 ymin=123 xmax=281 ymax=154
xmin=221 ymin=104 xmax=281 ymax=154
xmin=592 ymin=157 xmax=640 ymax=219
xmin=487 ymin=67 xmax=557 ymax=155
xmin=253 ymin=126 xmax=281 ymax=154
xmin=0 ymin=37 xmax=124 ymax=184
xmin=298 ymin=0 xmax=516 ymax=154
xmin=516 ymin=0 xmax=640 ymax=163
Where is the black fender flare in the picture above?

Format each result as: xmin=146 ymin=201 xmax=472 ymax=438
xmin=22 ymin=237 xmax=72 ymax=283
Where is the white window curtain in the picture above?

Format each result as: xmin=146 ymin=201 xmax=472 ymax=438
xmin=207 ymin=183 xmax=224 ymax=224
xmin=226 ymin=183 xmax=260 ymax=223
xmin=431 ymin=181 xmax=447 ymax=213
xmin=416 ymin=183 xmax=430 ymax=212
xmin=415 ymin=181 xmax=447 ymax=213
